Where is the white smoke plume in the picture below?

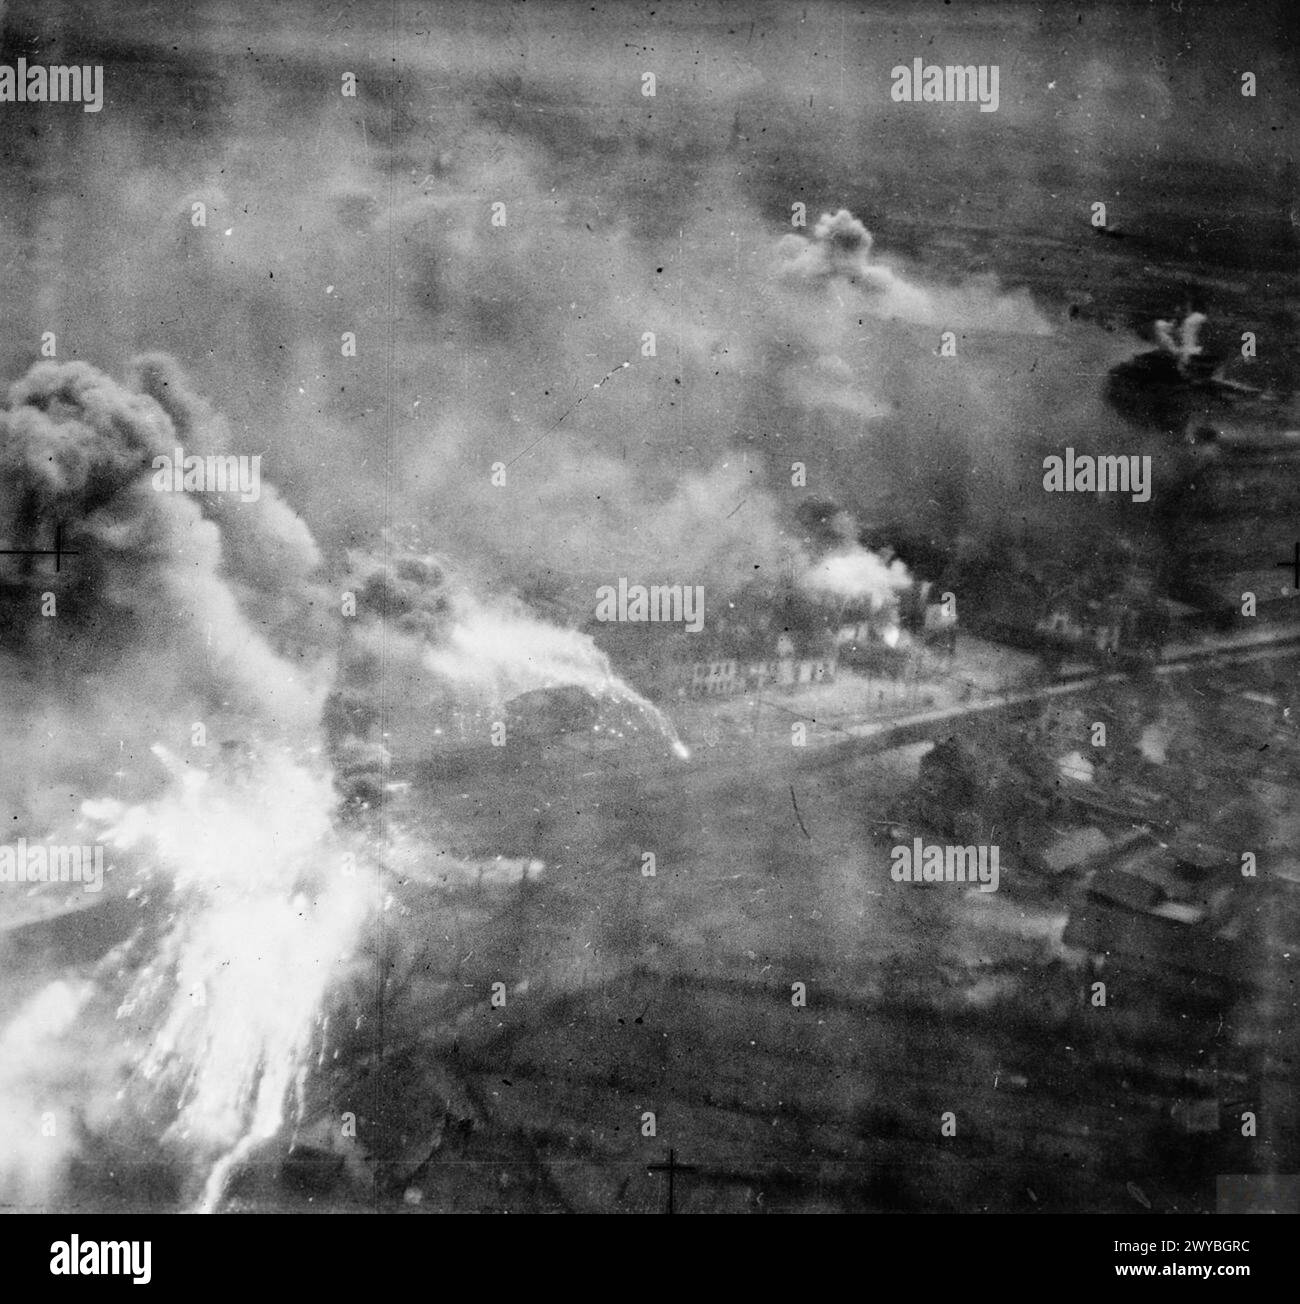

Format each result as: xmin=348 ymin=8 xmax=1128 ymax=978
xmin=803 ymin=543 xmax=913 ymax=611
xmin=777 ymin=208 xmax=1052 ymax=335
xmin=333 ymin=542 xmax=689 ymax=763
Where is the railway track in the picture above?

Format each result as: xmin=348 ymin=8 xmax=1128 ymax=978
xmin=557 ymin=620 xmax=1300 ymax=798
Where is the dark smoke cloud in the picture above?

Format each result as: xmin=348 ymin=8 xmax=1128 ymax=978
xmin=0 ymin=358 xmax=334 ymax=830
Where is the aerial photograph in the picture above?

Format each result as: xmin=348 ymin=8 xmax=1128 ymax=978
xmin=0 ymin=0 xmax=1296 ymax=1255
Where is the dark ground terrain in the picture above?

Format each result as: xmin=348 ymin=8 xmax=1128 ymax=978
xmin=211 ymin=646 xmax=1300 ymax=1215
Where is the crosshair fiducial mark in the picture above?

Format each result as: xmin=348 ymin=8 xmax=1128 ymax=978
xmin=647 ymin=1147 xmax=698 ymax=1214
xmin=0 ymin=522 xmax=80 ymax=573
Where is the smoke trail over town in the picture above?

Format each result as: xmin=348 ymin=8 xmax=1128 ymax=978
xmin=0 ymin=4 xmax=1187 ymax=624
xmin=1 ymin=0 xmax=1297 ymax=1240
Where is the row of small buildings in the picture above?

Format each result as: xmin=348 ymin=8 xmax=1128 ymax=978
xmin=686 ymin=649 xmax=839 ymax=697
xmin=608 ymin=580 xmax=958 ymax=700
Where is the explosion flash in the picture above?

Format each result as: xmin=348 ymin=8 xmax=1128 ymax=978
xmin=0 ymin=356 xmax=688 ymax=1211
xmin=0 ymin=356 xmax=372 ymax=1210
xmin=86 ymin=746 xmax=372 ymax=1211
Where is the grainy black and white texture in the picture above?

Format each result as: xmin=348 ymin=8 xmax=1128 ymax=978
xmin=0 ymin=0 xmax=1297 ymax=1215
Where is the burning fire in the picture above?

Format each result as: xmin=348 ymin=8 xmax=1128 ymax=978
xmin=85 ymin=746 xmax=373 ymax=1210
xmin=802 ymin=544 xmax=912 ymax=611
xmin=0 ymin=357 xmax=689 ymax=1213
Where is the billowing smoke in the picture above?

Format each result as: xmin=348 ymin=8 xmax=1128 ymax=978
xmin=0 ymin=0 xmax=1291 ymax=1214
xmin=0 ymin=37 xmax=1160 ymax=633
xmin=762 ymin=206 xmax=1142 ymax=555
xmin=0 ymin=101 xmax=1083 ymax=627
xmin=803 ymin=544 xmax=912 ymax=610
xmin=3 ymin=0 xmax=1292 ymax=628
xmin=0 ymin=357 xmax=363 ymax=1210
xmin=778 ymin=208 xmax=1051 ymax=335
xmin=797 ymin=500 xmax=912 ymax=611
xmin=0 ymin=357 xmax=334 ymax=829
xmin=0 ymin=353 xmax=702 ymax=1207
xmin=332 ymin=542 xmax=689 ymax=766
